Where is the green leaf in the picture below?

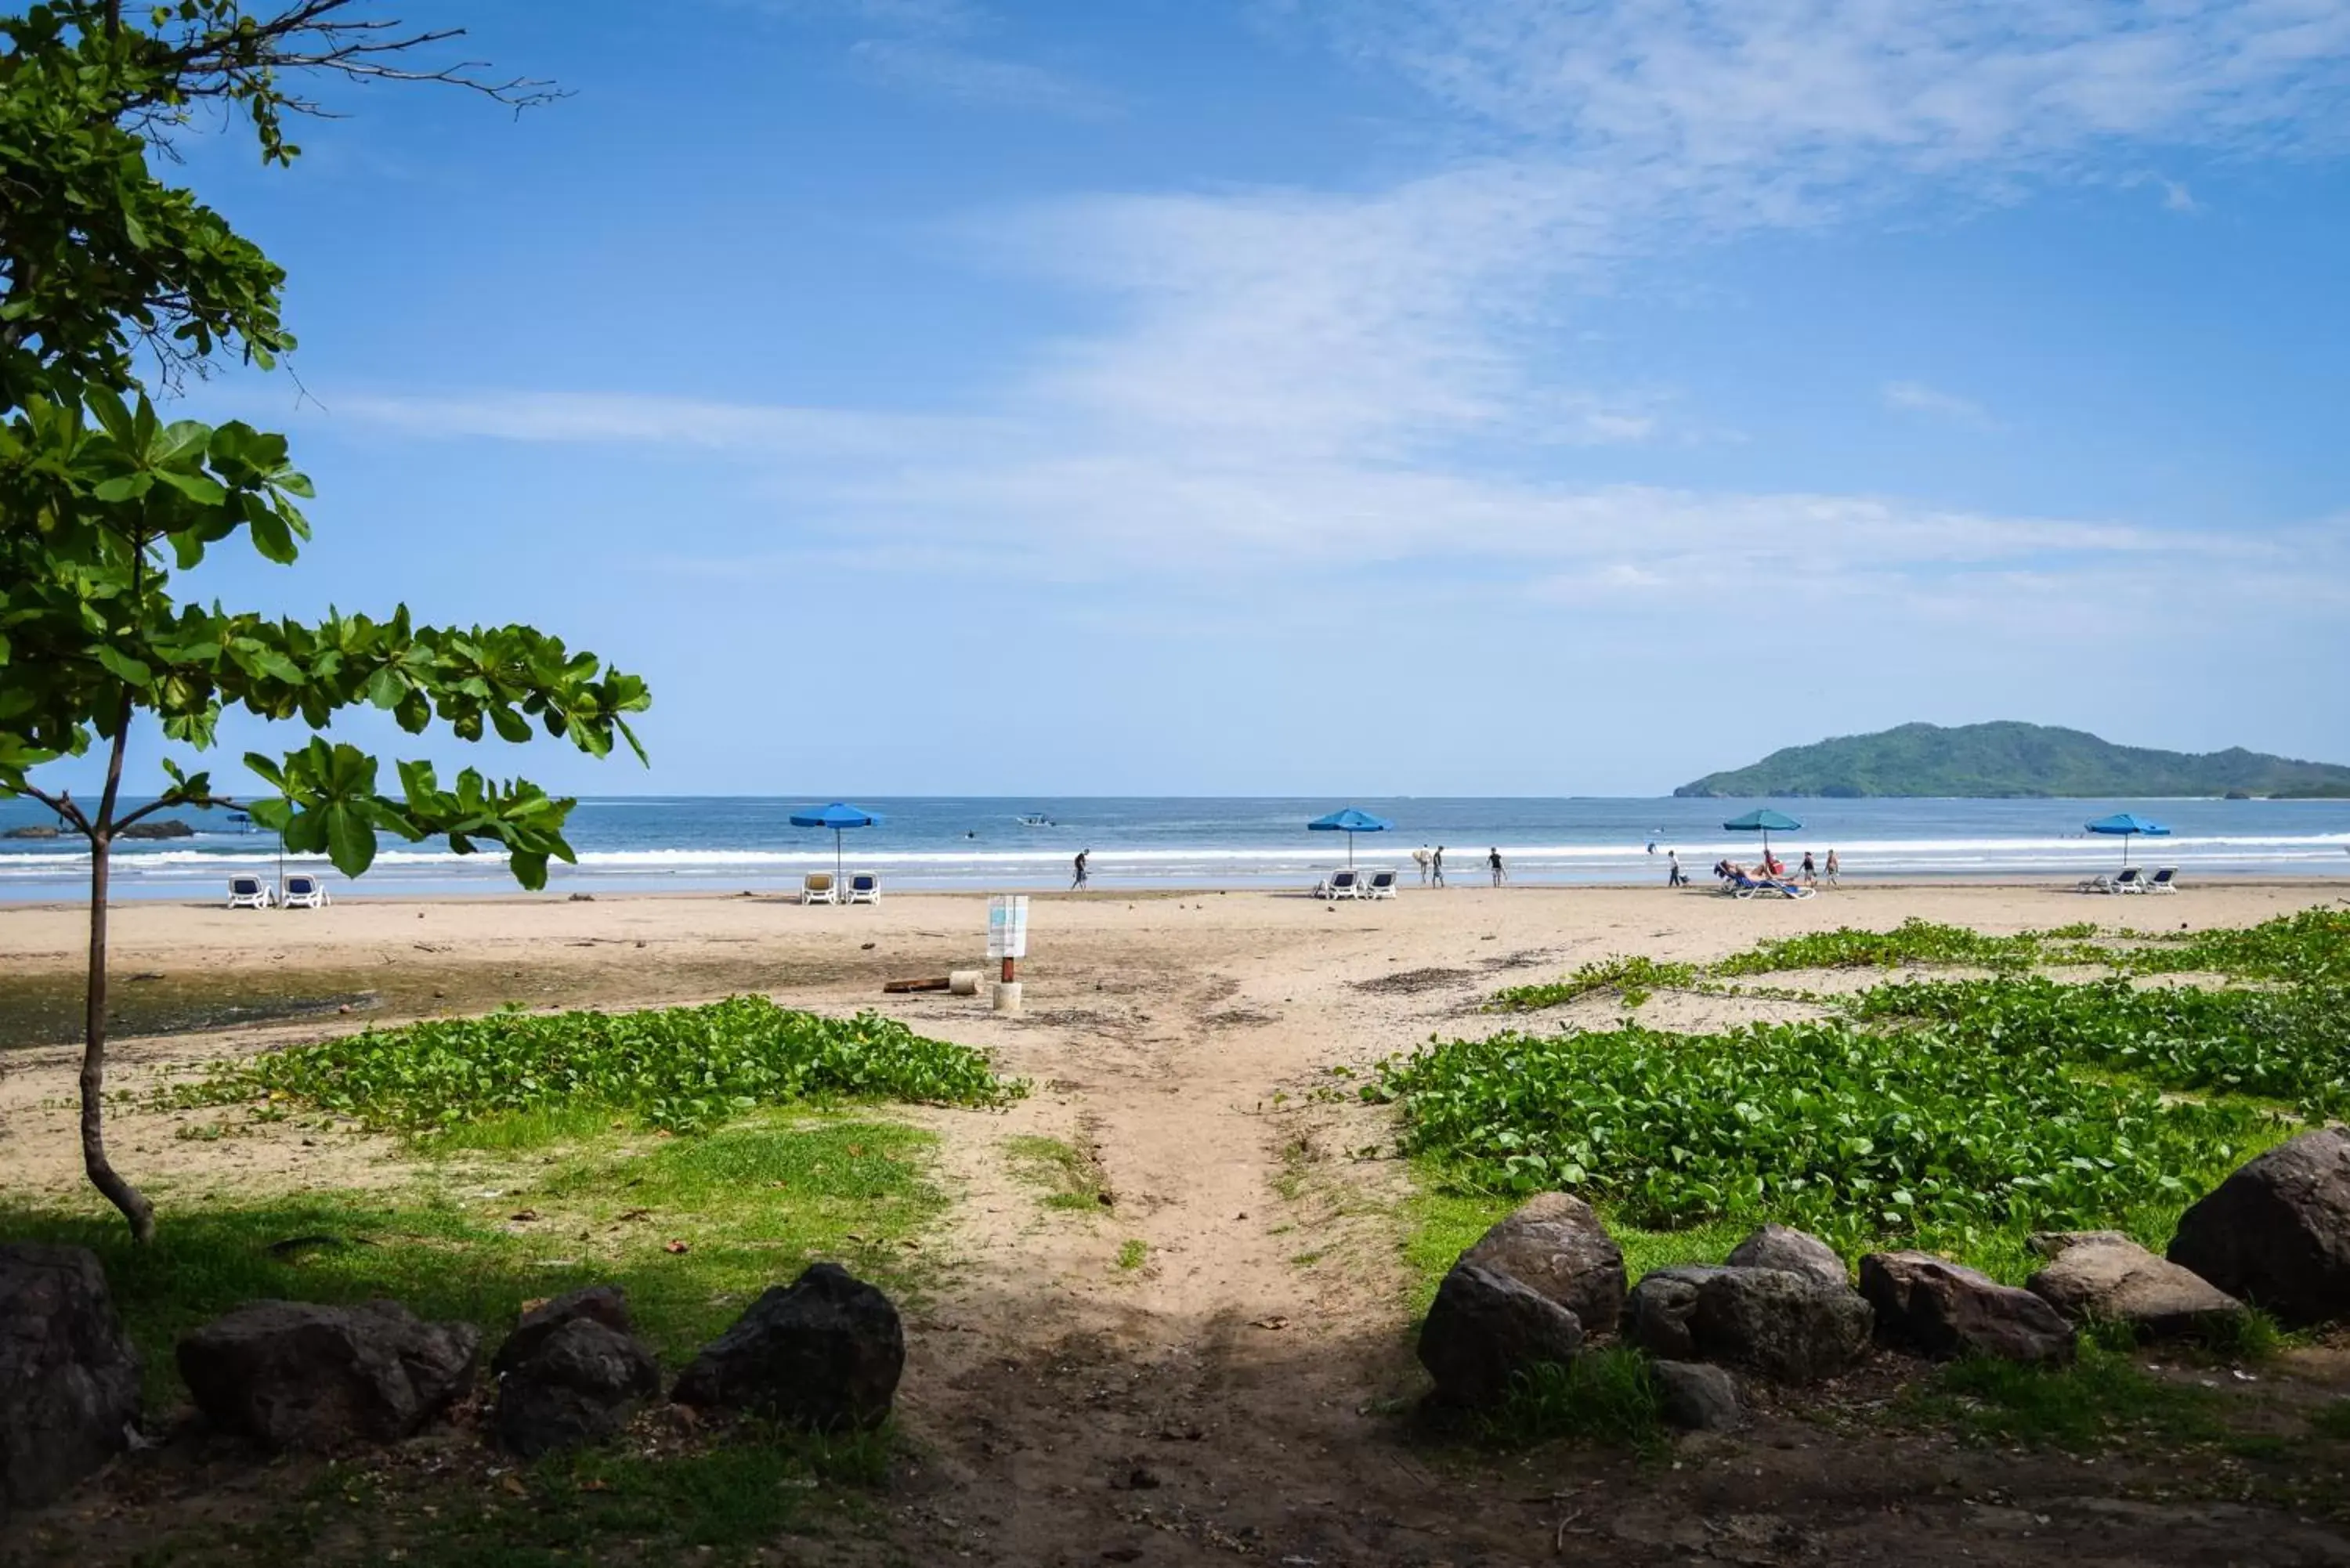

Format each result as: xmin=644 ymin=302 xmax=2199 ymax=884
xmin=322 ymin=804 xmax=378 ymax=877
xmin=94 ymin=647 xmax=154 ymax=687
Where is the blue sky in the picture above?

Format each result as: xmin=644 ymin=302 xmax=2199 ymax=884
xmin=53 ymin=0 xmax=2350 ymax=797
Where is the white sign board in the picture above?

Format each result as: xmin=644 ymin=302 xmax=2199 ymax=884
xmin=986 ymin=894 xmax=1030 ymax=960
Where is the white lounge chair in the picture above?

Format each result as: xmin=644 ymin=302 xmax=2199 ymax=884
xmin=227 ymin=875 xmax=274 ymax=909
xmin=1315 ymin=869 xmax=1362 ymax=900
xmin=1362 ymin=869 xmax=1398 ymax=899
xmin=844 ymin=871 xmax=880 ymax=905
xmin=2075 ymin=867 xmax=2143 ymax=894
xmin=2144 ymin=866 xmax=2179 ymax=894
xmin=280 ymin=873 xmax=331 ymax=909
xmin=801 ymin=872 xmax=839 ymax=905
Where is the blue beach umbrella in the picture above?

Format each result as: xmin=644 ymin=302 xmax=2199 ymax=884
xmin=790 ymin=802 xmax=881 ymax=883
xmin=1723 ymin=807 xmax=1802 ymax=863
xmin=2085 ymin=811 xmax=2170 ymax=867
xmin=1307 ymin=807 xmax=1394 ymax=869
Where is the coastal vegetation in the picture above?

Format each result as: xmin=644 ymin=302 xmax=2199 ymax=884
xmin=1674 ymin=719 xmax=2350 ymax=798
xmin=0 ymin=3 xmax=647 ymax=1241
xmin=1386 ymin=909 xmax=2348 ymax=1279
xmin=167 ymin=997 xmax=1024 ymax=1136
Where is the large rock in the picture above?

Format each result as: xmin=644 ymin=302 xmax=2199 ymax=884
xmin=1650 ymin=1360 xmax=1743 ymax=1432
xmin=1457 ymin=1193 xmax=1627 ymax=1338
xmin=1622 ymin=1266 xmax=1724 ymax=1362
xmin=671 ymin=1263 xmax=903 ymax=1429
xmin=1860 ymin=1252 xmax=2074 ymax=1364
xmin=176 ymin=1299 xmax=480 ymax=1450
xmin=491 ymin=1287 xmax=661 ymax=1458
xmin=1684 ymin=1266 xmax=1873 ymax=1383
xmin=1725 ymin=1225 xmax=1848 ymax=1291
xmin=2026 ymin=1232 xmax=2244 ymax=1341
xmin=1417 ymin=1262 xmax=1585 ymax=1407
xmin=2167 ymin=1129 xmax=2350 ymax=1328
xmin=0 ymin=1245 xmax=143 ymax=1519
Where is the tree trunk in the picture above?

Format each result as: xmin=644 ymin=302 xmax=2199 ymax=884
xmin=81 ymin=829 xmax=154 ymax=1243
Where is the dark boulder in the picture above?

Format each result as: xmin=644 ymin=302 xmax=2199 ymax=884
xmin=2167 ymin=1129 xmax=2350 ymax=1328
xmin=0 ymin=1245 xmax=143 ymax=1519
xmin=1622 ymin=1266 xmax=1724 ymax=1362
xmin=491 ymin=1288 xmax=661 ymax=1458
xmin=2027 ymin=1232 xmax=2243 ymax=1341
xmin=117 ymin=819 xmax=193 ymax=840
xmin=1650 ymin=1360 xmax=1744 ymax=1432
xmin=1724 ymin=1224 xmax=1848 ymax=1291
xmin=1417 ymin=1262 xmax=1585 ymax=1407
xmin=671 ymin=1263 xmax=903 ymax=1429
xmin=176 ymin=1299 xmax=479 ymax=1450
xmin=1684 ymin=1266 xmax=1873 ymax=1383
xmin=1860 ymin=1252 xmax=2074 ymax=1364
xmin=1 ymin=825 xmax=60 ymax=840
xmin=1457 ymin=1192 xmax=1626 ymax=1338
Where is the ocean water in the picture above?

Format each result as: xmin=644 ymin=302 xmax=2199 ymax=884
xmin=3 ymin=795 xmax=2348 ymax=901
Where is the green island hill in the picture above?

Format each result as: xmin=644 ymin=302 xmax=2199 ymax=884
xmin=1675 ymin=721 xmax=2350 ymax=800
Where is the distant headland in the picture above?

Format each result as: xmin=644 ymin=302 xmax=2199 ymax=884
xmin=1675 ymin=721 xmax=2350 ymax=800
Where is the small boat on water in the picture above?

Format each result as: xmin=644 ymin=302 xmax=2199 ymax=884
xmin=1014 ymin=813 xmax=1054 ymax=828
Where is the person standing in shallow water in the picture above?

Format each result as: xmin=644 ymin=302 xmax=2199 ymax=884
xmin=1071 ymin=849 xmax=1090 ymax=891
xmin=1431 ymin=846 xmax=1445 ymax=887
xmin=1488 ymin=847 xmax=1505 ymax=887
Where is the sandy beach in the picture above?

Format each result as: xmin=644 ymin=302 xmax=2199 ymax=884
xmin=5 ymin=880 xmax=2348 ymax=1564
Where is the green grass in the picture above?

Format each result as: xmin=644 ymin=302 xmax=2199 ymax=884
xmin=1003 ymin=1133 xmax=1111 ymax=1211
xmin=1907 ymin=1339 xmax=2231 ymax=1451
xmin=0 ymin=1115 xmax=944 ymax=1401
xmin=1115 ymin=1237 xmax=1149 ymax=1271
xmin=13 ymin=1424 xmax=895 ymax=1568
xmin=1400 ymin=1181 xmax=1742 ymax=1313
xmin=2309 ymin=1400 xmax=2350 ymax=1440
xmin=1709 ymin=918 xmax=2073 ymax=977
xmin=1470 ymin=1347 xmax=1668 ymax=1455
xmin=168 ymin=995 xmax=1023 ymax=1136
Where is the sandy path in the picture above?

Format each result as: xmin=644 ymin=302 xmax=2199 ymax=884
xmin=7 ymin=882 xmax=2350 ymax=1564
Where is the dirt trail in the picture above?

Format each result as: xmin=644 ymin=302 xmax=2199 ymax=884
xmin=9 ymin=885 xmax=2350 ymax=1564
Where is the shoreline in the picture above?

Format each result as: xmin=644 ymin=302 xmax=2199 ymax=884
xmin=2 ymin=870 xmax=2347 ymax=917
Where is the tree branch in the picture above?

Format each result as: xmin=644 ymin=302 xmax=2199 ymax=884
xmin=19 ymin=784 xmax=94 ymax=838
xmin=114 ymin=793 xmax=233 ymax=833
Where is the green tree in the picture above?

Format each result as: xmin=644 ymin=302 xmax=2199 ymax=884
xmin=2 ymin=2 xmax=648 ymax=1241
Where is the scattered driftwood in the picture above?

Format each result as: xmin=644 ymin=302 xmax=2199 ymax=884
xmin=884 ymin=977 xmax=952 ymax=994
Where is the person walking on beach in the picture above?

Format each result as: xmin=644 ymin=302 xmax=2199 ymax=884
xmin=1413 ymin=844 xmax=1432 ymax=885
xmin=1800 ymin=850 xmax=1817 ymax=887
xmin=1667 ymin=850 xmax=1687 ymax=887
xmin=1431 ymin=846 xmax=1445 ymax=887
xmin=1488 ymin=847 xmax=1506 ymax=887
xmin=1824 ymin=848 xmax=1840 ymax=888
xmin=1071 ymin=849 xmax=1090 ymax=891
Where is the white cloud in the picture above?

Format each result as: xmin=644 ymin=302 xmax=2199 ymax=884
xmin=1883 ymin=380 xmax=1994 ymax=428
xmin=848 ymin=39 xmax=1118 ymax=117
xmin=728 ymin=0 xmax=1116 ymax=117
xmin=322 ymin=2 xmax=2350 ymax=630
xmin=2163 ymin=178 xmax=2204 ymax=213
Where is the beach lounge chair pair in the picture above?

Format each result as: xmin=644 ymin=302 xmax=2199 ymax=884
xmin=230 ymin=874 xmax=331 ymax=909
xmin=801 ymin=872 xmax=881 ymax=905
xmin=2075 ymin=866 xmax=2180 ymax=894
xmin=1316 ymin=869 xmax=1398 ymax=900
